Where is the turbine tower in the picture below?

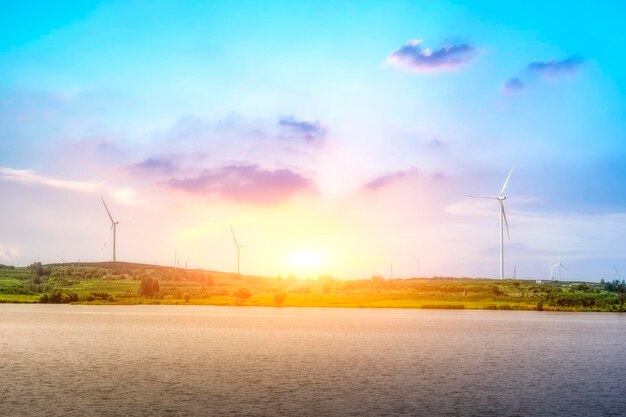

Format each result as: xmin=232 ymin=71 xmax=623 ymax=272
xmin=101 ymin=197 xmax=119 ymax=262
xmin=230 ymin=224 xmax=243 ymax=276
xmin=467 ymin=166 xmax=514 ymax=280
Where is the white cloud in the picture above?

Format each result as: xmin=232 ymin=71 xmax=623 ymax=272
xmin=0 ymin=167 xmax=99 ymax=193
xmin=0 ymin=244 xmax=20 ymax=262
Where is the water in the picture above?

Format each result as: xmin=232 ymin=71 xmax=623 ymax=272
xmin=1 ymin=305 xmax=625 ymax=417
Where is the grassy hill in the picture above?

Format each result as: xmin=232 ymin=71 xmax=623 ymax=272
xmin=1 ymin=262 xmax=624 ymax=311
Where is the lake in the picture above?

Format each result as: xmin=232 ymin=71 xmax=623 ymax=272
xmin=1 ymin=305 xmax=624 ymax=416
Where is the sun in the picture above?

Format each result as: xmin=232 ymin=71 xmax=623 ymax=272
xmin=288 ymin=249 xmax=324 ymax=271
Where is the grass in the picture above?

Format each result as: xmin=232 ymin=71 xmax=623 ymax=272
xmin=0 ymin=263 xmax=624 ymax=312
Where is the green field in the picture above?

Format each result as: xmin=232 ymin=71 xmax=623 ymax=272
xmin=1 ymin=262 xmax=624 ymax=312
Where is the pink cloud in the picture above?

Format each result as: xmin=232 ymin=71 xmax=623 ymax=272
xmin=166 ymin=164 xmax=314 ymax=205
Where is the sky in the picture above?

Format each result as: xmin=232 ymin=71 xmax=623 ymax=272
xmin=1 ymin=0 xmax=626 ymax=281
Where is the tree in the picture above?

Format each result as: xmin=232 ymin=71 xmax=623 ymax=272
xmin=492 ymin=285 xmax=504 ymax=295
xmin=30 ymin=262 xmax=44 ymax=277
xmin=232 ymin=287 xmax=252 ymax=304
xmin=204 ymin=274 xmax=214 ymax=287
xmin=273 ymin=291 xmax=287 ymax=306
xmin=617 ymin=282 xmax=626 ymax=305
xmin=138 ymin=277 xmax=160 ymax=297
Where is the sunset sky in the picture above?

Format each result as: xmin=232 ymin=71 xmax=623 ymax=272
xmin=1 ymin=1 xmax=625 ymax=280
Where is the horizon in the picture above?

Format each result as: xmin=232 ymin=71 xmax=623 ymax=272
xmin=2 ymin=1 xmax=626 ymax=281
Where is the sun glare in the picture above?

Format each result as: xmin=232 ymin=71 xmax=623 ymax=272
xmin=288 ymin=249 xmax=324 ymax=271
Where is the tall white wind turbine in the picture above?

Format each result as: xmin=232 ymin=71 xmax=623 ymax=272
xmin=467 ymin=167 xmax=514 ymax=280
xmin=614 ymin=265 xmax=621 ymax=280
xmin=230 ymin=224 xmax=243 ymax=276
xmin=550 ymin=257 xmax=568 ymax=280
xmin=101 ymin=197 xmax=119 ymax=262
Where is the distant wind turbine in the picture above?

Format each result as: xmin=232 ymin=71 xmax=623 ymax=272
xmin=614 ymin=265 xmax=621 ymax=280
xmin=467 ymin=166 xmax=514 ymax=280
xmin=550 ymin=257 xmax=568 ymax=280
xmin=408 ymin=251 xmax=420 ymax=277
xmin=101 ymin=197 xmax=119 ymax=262
xmin=230 ymin=224 xmax=243 ymax=275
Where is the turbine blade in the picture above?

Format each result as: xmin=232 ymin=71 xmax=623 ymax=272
xmin=560 ymin=263 xmax=569 ymax=271
xmin=101 ymin=197 xmax=115 ymax=223
xmin=501 ymin=202 xmax=510 ymax=239
xmin=230 ymin=224 xmax=240 ymax=249
xmin=614 ymin=264 xmax=620 ymax=278
xmin=499 ymin=166 xmax=515 ymax=197
xmin=465 ymin=195 xmax=499 ymax=200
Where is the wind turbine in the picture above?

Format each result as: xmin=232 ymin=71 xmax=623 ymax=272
xmin=614 ymin=265 xmax=621 ymax=280
xmin=408 ymin=251 xmax=420 ymax=277
xmin=101 ymin=197 xmax=119 ymax=262
xmin=230 ymin=224 xmax=243 ymax=275
xmin=550 ymin=257 xmax=568 ymax=280
xmin=467 ymin=166 xmax=514 ymax=280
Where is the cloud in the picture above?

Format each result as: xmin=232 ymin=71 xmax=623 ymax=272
xmin=502 ymin=55 xmax=583 ymax=95
xmin=133 ymin=157 xmax=176 ymax=174
xmin=0 ymin=167 xmax=98 ymax=192
xmin=278 ymin=115 xmax=328 ymax=142
xmin=366 ymin=167 xmax=419 ymax=191
xmin=386 ymin=40 xmax=478 ymax=72
xmin=166 ymin=164 xmax=314 ymax=205
xmin=527 ymin=55 xmax=584 ymax=78
xmin=502 ymin=78 xmax=527 ymax=95
xmin=150 ymin=114 xmax=327 ymax=174
xmin=0 ymin=244 xmax=20 ymax=262
xmin=424 ymin=138 xmax=447 ymax=149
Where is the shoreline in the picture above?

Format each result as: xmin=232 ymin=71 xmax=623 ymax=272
xmin=1 ymin=298 xmax=624 ymax=313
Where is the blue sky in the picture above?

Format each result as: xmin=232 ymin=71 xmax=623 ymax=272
xmin=1 ymin=0 xmax=625 ymax=280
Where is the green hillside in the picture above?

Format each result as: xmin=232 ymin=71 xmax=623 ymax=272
xmin=0 ymin=262 xmax=624 ymax=311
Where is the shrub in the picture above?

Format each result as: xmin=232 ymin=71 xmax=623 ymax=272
xmin=421 ymin=304 xmax=465 ymax=309
xmin=273 ymin=292 xmax=287 ymax=306
xmin=138 ymin=277 xmax=160 ymax=297
xmin=232 ymin=288 xmax=252 ymax=304
xmin=40 ymin=290 xmax=78 ymax=304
